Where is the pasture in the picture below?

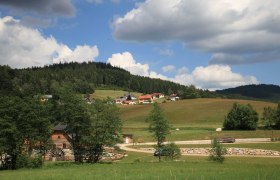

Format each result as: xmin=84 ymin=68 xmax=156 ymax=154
xmin=0 ymin=153 xmax=279 ymax=180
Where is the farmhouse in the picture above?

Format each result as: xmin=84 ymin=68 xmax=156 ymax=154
xmin=122 ymin=134 xmax=133 ymax=144
xmin=170 ymin=94 xmax=179 ymax=101
xmin=115 ymin=94 xmax=137 ymax=105
xmin=151 ymin=93 xmax=165 ymax=99
xmin=46 ymin=124 xmax=74 ymax=161
xmin=138 ymin=94 xmax=153 ymax=104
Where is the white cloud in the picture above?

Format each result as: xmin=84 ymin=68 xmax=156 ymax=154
xmin=107 ymin=52 xmax=150 ymax=76
xmin=177 ymin=67 xmax=188 ymax=75
xmin=107 ymin=52 xmax=169 ymax=80
xmin=107 ymin=51 xmax=258 ymax=90
xmin=162 ymin=65 xmax=175 ymax=73
xmin=0 ymin=16 xmax=99 ymax=68
xmin=113 ymin=0 xmax=280 ymax=65
xmin=173 ymin=65 xmax=258 ymax=90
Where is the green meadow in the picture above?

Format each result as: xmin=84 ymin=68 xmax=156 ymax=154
xmin=0 ymin=153 xmax=279 ymax=180
xmin=118 ymin=98 xmax=279 ymax=141
xmin=0 ymin=90 xmax=279 ymax=179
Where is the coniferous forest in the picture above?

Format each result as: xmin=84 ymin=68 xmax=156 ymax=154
xmin=0 ymin=62 xmax=216 ymax=98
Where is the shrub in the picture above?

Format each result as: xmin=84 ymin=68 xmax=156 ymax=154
xmin=16 ymin=154 xmax=43 ymax=169
xmin=223 ymin=103 xmax=258 ymax=130
xmin=209 ymin=138 xmax=227 ymax=163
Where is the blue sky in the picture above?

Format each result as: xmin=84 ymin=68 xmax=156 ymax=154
xmin=0 ymin=0 xmax=279 ymax=90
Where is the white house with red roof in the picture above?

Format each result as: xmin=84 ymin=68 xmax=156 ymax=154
xmin=138 ymin=94 xmax=153 ymax=104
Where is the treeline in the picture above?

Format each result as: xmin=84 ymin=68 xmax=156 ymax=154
xmin=0 ymin=62 xmax=218 ymax=98
xmin=223 ymin=102 xmax=280 ymax=131
xmin=216 ymin=84 xmax=280 ymax=102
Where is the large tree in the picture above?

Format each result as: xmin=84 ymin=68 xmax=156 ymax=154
xmin=0 ymin=96 xmax=52 ymax=169
xmin=84 ymin=98 xmax=122 ymax=163
xmin=56 ymin=90 xmax=91 ymax=164
xmin=148 ymin=103 xmax=171 ymax=161
xmin=275 ymin=103 xmax=280 ymax=129
xmin=223 ymin=103 xmax=259 ymax=130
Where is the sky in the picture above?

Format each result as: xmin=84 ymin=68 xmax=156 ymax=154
xmin=0 ymin=0 xmax=280 ymax=90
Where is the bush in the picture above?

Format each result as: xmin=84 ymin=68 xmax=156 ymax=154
xmin=209 ymin=138 xmax=227 ymax=163
xmin=160 ymin=143 xmax=181 ymax=160
xmin=223 ymin=103 xmax=258 ymax=130
xmin=16 ymin=154 xmax=43 ymax=169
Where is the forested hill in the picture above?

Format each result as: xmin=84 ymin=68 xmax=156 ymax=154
xmin=0 ymin=62 xmax=216 ymax=98
xmin=216 ymin=84 xmax=280 ymax=102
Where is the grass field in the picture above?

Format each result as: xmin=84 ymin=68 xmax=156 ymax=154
xmin=119 ymin=98 xmax=279 ymax=142
xmin=91 ymin=90 xmax=142 ymax=100
xmin=0 ymin=153 xmax=279 ymax=180
xmin=1 ymin=91 xmax=279 ymax=179
xmin=91 ymin=90 xmax=280 ymax=142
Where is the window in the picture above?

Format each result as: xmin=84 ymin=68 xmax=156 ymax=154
xmin=58 ymin=135 xmax=61 ymax=139
xmin=63 ymin=143 xmax=66 ymax=149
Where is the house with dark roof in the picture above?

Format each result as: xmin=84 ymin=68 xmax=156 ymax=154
xmin=45 ymin=124 xmax=74 ymax=161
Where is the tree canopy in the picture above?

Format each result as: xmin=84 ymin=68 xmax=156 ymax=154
xmin=223 ymin=103 xmax=259 ymax=130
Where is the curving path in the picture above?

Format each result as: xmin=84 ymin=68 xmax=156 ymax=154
xmin=117 ymin=138 xmax=280 ymax=157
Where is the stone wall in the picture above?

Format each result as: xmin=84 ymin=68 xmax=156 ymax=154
xmin=140 ymin=148 xmax=280 ymax=157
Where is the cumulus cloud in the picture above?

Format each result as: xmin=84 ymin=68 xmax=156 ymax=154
xmin=189 ymin=65 xmax=258 ymax=90
xmin=162 ymin=65 xmax=175 ymax=73
xmin=113 ymin=0 xmax=280 ymax=65
xmin=170 ymin=65 xmax=258 ymax=90
xmin=0 ymin=16 xmax=99 ymax=68
xmin=107 ymin=51 xmax=258 ymax=90
xmin=107 ymin=52 xmax=169 ymax=80
xmin=107 ymin=52 xmax=150 ymax=76
xmin=0 ymin=0 xmax=75 ymax=17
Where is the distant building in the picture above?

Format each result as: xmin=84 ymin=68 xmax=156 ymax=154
xmin=45 ymin=124 xmax=74 ymax=161
xmin=138 ymin=94 xmax=153 ymax=104
xmin=115 ymin=93 xmax=137 ymax=105
xmin=122 ymin=134 xmax=133 ymax=144
xmin=169 ymin=94 xmax=179 ymax=101
xmin=151 ymin=93 xmax=165 ymax=99
xmin=40 ymin=95 xmax=52 ymax=102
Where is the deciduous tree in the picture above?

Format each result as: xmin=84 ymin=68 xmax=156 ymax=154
xmin=148 ymin=103 xmax=170 ymax=161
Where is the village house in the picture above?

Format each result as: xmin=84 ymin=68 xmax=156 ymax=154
xmin=46 ymin=124 xmax=74 ymax=161
xmin=169 ymin=94 xmax=179 ymax=101
xmin=40 ymin=95 xmax=53 ymax=102
xmin=138 ymin=94 xmax=153 ymax=104
xmin=151 ymin=93 xmax=165 ymax=99
xmin=114 ymin=93 xmax=137 ymax=105
xmin=122 ymin=134 xmax=134 ymax=144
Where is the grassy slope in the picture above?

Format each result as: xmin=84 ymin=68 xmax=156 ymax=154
xmin=0 ymin=154 xmax=279 ymax=180
xmin=91 ymin=90 xmax=142 ymax=100
xmin=92 ymin=90 xmax=280 ymax=140
xmin=119 ymin=98 xmax=279 ymax=141
xmin=120 ymin=98 xmax=277 ymax=128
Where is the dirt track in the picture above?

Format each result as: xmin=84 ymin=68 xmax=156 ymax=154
xmin=117 ymin=138 xmax=280 ymax=157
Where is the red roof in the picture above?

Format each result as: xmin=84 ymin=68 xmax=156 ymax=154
xmin=139 ymin=94 xmax=152 ymax=100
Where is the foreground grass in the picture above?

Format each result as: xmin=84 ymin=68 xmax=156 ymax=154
xmin=0 ymin=153 xmax=279 ymax=180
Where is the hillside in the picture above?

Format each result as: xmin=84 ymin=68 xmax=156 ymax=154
xmin=120 ymin=98 xmax=279 ymax=141
xmin=0 ymin=62 xmax=206 ymax=98
xmin=120 ymin=98 xmax=276 ymax=128
xmin=216 ymin=84 xmax=280 ymax=102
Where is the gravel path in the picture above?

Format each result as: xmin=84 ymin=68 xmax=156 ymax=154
xmin=117 ymin=138 xmax=280 ymax=157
